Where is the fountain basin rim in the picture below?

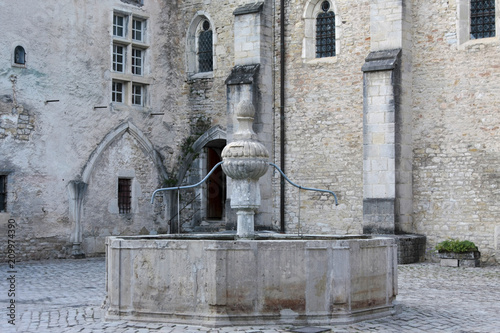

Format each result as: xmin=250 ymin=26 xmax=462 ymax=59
xmin=108 ymin=233 xmax=381 ymax=241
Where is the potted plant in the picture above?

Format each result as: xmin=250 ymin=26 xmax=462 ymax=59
xmin=435 ymin=238 xmax=480 ymax=267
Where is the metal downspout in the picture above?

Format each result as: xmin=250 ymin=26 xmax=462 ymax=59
xmin=279 ymin=0 xmax=286 ymax=233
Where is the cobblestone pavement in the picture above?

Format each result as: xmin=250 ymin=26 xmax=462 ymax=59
xmin=1 ymin=258 xmax=500 ymax=333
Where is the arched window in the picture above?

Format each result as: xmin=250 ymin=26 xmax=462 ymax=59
xmin=186 ymin=13 xmax=216 ymax=78
xmin=198 ymin=20 xmax=213 ymax=72
xmin=316 ymin=1 xmax=336 ymax=58
xmin=14 ymin=46 xmax=26 ymax=65
xmin=302 ymin=0 xmax=340 ymax=62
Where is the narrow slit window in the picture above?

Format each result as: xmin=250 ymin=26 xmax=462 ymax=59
xmin=0 ymin=175 xmax=6 ymax=212
xmin=118 ymin=178 xmax=131 ymax=214
xmin=14 ymin=46 xmax=26 ymax=65
xmin=316 ymin=1 xmax=336 ymax=58
xmin=471 ymin=0 xmax=496 ymax=39
xmin=198 ymin=20 xmax=213 ymax=72
xmin=112 ymin=81 xmax=123 ymax=103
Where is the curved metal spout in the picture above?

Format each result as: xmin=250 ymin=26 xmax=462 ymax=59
xmin=150 ymin=161 xmax=224 ymax=204
xmin=269 ymin=162 xmax=338 ymax=206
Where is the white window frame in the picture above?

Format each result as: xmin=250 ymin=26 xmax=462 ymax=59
xmin=302 ymin=0 xmax=341 ymax=63
xmin=112 ymin=80 xmax=125 ymax=103
xmin=113 ymin=44 xmax=126 ymax=72
xmin=111 ymin=10 xmax=150 ymax=107
xmin=113 ymin=14 xmax=127 ymax=38
xmin=457 ymin=0 xmax=499 ymax=48
xmin=132 ymin=83 xmax=145 ymax=106
xmin=131 ymin=48 xmax=143 ymax=75
xmin=132 ymin=18 xmax=146 ymax=42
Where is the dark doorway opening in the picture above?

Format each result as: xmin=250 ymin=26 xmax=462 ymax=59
xmin=206 ymin=147 xmax=225 ymax=219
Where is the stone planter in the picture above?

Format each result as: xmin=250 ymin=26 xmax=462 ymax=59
xmin=437 ymin=251 xmax=480 ymax=267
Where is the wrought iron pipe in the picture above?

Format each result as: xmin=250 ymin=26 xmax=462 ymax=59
xmin=269 ymin=162 xmax=338 ymax=206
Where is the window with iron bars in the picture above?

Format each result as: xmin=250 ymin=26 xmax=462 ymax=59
xmin=316 ymin=1 xmax=336 ymax=58
xmin=198 ymin=21 xmax=213 ymax=72
xmin=471 ymin=0 xmax=495 ymax=39
xmin=118 ymin=178 xmax=132 ymax=214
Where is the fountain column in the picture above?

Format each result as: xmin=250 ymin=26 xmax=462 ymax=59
xmin=221 ymin=99 xmax=269 ymax=238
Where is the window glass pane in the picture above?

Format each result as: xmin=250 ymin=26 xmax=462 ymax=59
xmin=113 ymin=44 xmax=125 ymax=72
xmin=316 ymin=10 xmax=336 ymax=58
xmin=132 ymin=84 xmax=143 ymax=106
xmin=471 ymin=0 xmax=496 ymax=39
xmin=112 ymin=81 xmax=123 ymax=103
xmin=14 ymin=46 xmax=26 ymax=65
xmin=132 ymin=19 xmax=144 ymax=42
xmin=118 ymin=178 xmax=131 ymax=214
xmin=132 ymin=48 xmax=143 ymax=75
xmin=198 ymin=30 xmax=213 ymax=72
xmin=0 ymin=175 xmax=6 ymax=212
xmin=113 ymin=14 xmax=125 ymax=37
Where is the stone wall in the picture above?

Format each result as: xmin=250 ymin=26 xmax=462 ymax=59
xmin=0 ymin=0 xmax=186 ymax=259
xmin=274 ymin=0 xmax=371 ymax=235
xmin=411 ymin=0 xmax=500 ymax=264
xmin=1 ymin=0 xmax=500 ymax=264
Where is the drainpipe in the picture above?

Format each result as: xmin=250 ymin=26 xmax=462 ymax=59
xmin=279 ymin=0 xmax=286 ymax=233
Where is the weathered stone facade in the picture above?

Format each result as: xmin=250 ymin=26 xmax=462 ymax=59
xmin=1 ymin=0 xmax=500 ymax=264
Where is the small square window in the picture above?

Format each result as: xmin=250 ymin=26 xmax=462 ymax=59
xmin=0 ymin=175 xmax=7 ymax=212
xmin=113 ymin=44 xmax=125 ymax=72
xmin=132 ymin=48 xmax=143 ymax=75
xmin=132 ymin=84 xmax=144 ymax=106
xmin=132 ymin=19 xmax=145 ymax=42
xmin=113 ymin=14 xmax=126 ymax=37
xmin=112 ymin=81 xmax=124 ymax=103
xmin=118 ymin=178 xmax=131 ymax=214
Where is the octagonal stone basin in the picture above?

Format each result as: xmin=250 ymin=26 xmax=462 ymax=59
xmin=105 ymin=234 xmax=397 ymax=327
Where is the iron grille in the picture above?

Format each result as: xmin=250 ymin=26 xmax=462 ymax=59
xmin=471 ymin=0 xmax=495 ymax=39
xmin=118 ymin=178 xmax=131 ymax=214
xmin=316 ymin=11 xmax=336 ymax=58
xmin=0 ymin=175 xmax=6 ymax=212
xmin=198 ymin=30 xmax=213 ymax=72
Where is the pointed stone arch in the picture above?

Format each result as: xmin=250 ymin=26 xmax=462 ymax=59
xmin=69 ymin=121 xmax=167 ymax=257
xmin=176 ymin=125 xmax=226 ymax=184
xmin=81 ymin=121 xmax=167 ymax=183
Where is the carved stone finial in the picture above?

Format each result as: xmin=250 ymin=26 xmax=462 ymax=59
xmin=221 ymin=99 xmax=269 ymax=238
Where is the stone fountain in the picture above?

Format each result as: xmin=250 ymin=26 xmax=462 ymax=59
xmin=105 ymin=100 xmax=398 ymax=327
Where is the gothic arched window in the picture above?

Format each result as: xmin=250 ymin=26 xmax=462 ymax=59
xmin=316 ymin=1 xmax=336 ymax=58
xmin=198 ymin=20 xmax=213 ymax=72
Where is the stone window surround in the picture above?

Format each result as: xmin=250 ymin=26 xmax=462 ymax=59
xmin=457 ymin=0 xmax=499 ymax=49
xmin=186 ymin=12 xmax=217 ymax=79
xmin=302 ymin=0 xmax=341 ymax=63
xmin=111 ymin=10 xmax=151 ymax=107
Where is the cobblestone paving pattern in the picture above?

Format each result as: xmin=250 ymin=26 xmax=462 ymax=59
xmin=1 ymin=258 xmax=499 ymax=332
